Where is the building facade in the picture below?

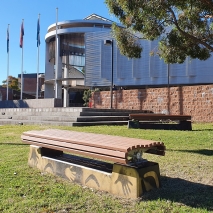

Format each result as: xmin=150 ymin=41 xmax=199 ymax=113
xmin=45 ymin=14 xmax=213 ymax=107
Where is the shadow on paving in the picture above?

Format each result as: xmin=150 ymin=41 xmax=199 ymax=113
xmin=142 ymin=176 xmax=213 ymax=211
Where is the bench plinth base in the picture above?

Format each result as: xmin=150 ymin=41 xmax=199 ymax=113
xmin=28 ymin=145 xmax=161 ymax=198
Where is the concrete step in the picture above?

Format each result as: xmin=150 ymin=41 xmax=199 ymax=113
xmin=0 ymin=115 xmax=133 ymax=122
xmin=0 ymin=107 xmax=150 ymax=127
xmin=80 ymin=111 xmax=130 ymax=116
xmin=0 ymin=119 xmax=128 ymax=127
xmin=0 ymin=109 xmax=80 ymax=116
xmin=0 ymin=107 xmax=84 ymax=115
xmin=0 ymin=119 xmax=74 ymax=126
xmin=3 ymin=115 xmax=78 ymax=122
xmin=72 ymin=120 xmax=128 ymax=126
xmin=82 ymin=108 xmax=152 ymax=113
xmin=0 ymin=115 xmax=13 ymax=119
xmin=0 ymin=107 xmax=151 ymax=115
xmin=1 ymin=112 xmax=81 ymax=116
xmin=76 ymin=116 xmax=129 ymax=122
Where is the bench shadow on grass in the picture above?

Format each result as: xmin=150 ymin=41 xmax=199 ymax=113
xmin=166 ymin=148 xmax=213 ymax=156
xmin=177 ymin=149 xmax=213 ymax=156
xmin=192 ymin=129 xmax=213 ymax=131
xmin=142 ymin=176 xmax=213 ymax=211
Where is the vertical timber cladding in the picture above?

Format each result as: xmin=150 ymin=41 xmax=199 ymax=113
xmin=85 ymin=31 xmax=112 ymax=87
xmin=149 ymin=40 xmax=167 ymax=79
xmin=85 ymin=31 xmax=213 ymax=88
xmin=85 ymin=31 xmax=156 ymax=87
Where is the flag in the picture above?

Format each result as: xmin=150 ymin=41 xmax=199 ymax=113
xmin=20 ymin=21 xmax=24 ymax=48
xmin=37 ymin=17 xmax=40 ymax=47
xmin=7 ymin=26 xmax=9 ymax=53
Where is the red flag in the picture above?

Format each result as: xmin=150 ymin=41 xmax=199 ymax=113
xmin=20 ymin=21 xmax=24 ymax=48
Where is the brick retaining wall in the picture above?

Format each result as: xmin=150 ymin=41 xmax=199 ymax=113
xmin=92 ymin=84 xmax=213 ymax=122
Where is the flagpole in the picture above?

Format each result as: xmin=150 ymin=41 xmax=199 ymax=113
xmin=7 ymin=24 xmax=10 ymax=101
xmin=36 ymin=14 xmax=40 ymax=99
xmin=20 ymin=19 xmax=24 ymax=100
xmin=55 ymin=7 xmax=58 ymax=98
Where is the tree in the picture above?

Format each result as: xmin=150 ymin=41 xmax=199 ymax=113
xmin=105 ymin=0 xmax=213 ymax=63
xmin=2 ymin=76 xmax=20 ymax=91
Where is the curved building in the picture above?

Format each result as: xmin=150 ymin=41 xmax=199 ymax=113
xmin=44 ymin=14 xmax=114 ymax=106
xmin=45 ymin=14 xmax=213 ymax=107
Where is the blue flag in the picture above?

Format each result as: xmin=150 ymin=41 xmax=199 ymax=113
xmin=37 ymin=18 xmax=40 ymax=47
xmin=7 ymin=27 xmax=9 ymax=53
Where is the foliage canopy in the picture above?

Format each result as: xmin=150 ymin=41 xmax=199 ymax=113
xmin=105 ymin=0 xmax=213 ymax=63
xmin=2 ymin=76 xmax=20 ymax=91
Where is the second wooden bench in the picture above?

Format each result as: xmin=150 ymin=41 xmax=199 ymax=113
xmin=128 ymin=114 xmax=192 ymax=130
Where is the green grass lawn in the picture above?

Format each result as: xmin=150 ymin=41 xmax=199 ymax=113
xmin=0 ymin=124 xmax=213 ymax=213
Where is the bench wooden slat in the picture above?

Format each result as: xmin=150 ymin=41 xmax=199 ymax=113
xmin=22 ymin=135 xmax=127 ymax=158
xmin=129 ymin=114 xmax=191 ymax=121
xmin=23 ymin=139 xmax=127 ymax=164
xmin=23 ymin=130 xmax=129 ymax=152
xmin=22 ymin=129 xmax=164 ymax=152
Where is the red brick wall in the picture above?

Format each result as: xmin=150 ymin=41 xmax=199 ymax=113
xmin=20 ymin=76 xmax=44 ymax=96
xmin=91 ymin=84 xmax=213 ymax=122
xmin=23 ymin=78 xmax=37 ymax=94
xmin=0 ymin=88 xmax=13 ymax=100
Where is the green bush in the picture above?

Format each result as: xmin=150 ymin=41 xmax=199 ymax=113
xmin=82 ymin=89 xmax=92 ymax=106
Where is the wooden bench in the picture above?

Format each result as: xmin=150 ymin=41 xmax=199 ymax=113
xmin=21 ymin=129 xmax=166 ymax=198
xmin=128 ymin=114 xmax=192 ymax=130
xmin=21 ymin=129 xmax=165 ymax=165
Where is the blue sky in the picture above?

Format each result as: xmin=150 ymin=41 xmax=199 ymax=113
xmin=0 ymin=0 xmax=117 ymax=84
